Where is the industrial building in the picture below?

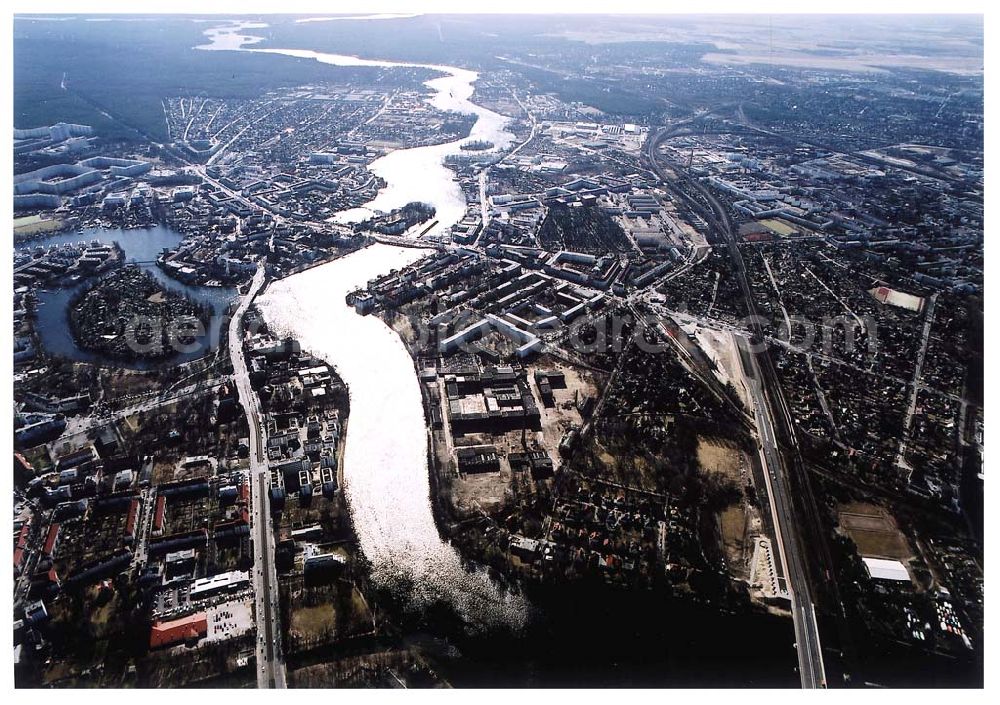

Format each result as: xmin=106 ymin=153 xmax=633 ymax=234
xmin=149 ymin=613 xmax=208 ymax=649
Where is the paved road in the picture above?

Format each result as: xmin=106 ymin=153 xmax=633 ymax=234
xmin=478 ymin=169 xmax=490 ymax=230
xmin=228 ymin=263 xmax=286 ymax=689
xmin=896 ymin=292 xmax=939 ymax=475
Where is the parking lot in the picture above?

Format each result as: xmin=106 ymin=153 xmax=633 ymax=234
xmin=204 ymin=596 xmax=254 ymax=644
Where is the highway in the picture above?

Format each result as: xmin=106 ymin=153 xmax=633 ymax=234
xmin=478 ymin=169 xmax=491 ymax=231
xmin=744 ymin=360 xmax=827 ymax=689
xmin=645 ymin=124 xmax=828 ymax=688
xmin=227 ymin=262 xmax=287 ymax=689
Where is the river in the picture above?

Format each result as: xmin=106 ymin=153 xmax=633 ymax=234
xmin=204 ymin=21 xmax=529 ymax=626
xmin=256 ymin=252 xmax=796 ymax=678
xmin=17 ymin=225 xmax=234 ymax=370
xmin=198 ymin=21 xmax=514 ymax=239
xmin=258 ymin=245 xmax=527 ymax=628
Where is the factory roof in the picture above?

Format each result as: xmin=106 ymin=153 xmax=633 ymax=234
xmin=862 ymin=557 xmax=911 ymax=583
xmin=149 ymin=613 xmax=208 ymax=649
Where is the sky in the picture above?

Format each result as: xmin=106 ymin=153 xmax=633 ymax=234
xmin=8 ymin=0 xmax=988 ymax=16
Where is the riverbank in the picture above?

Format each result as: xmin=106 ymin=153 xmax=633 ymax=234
xmin=257 ymin=246 xmax=529 ymax=630
xmin=235 ymin=316 xmax=378 ymax=674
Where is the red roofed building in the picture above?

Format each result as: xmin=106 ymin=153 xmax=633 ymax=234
xmin=124 ymin=499 xmax=140 ymax=543
xmin=149 ymin=612 xmax=208 ymax=649
xmin=43 ymin=567 xmax=60 ymax=587
xmin=152 ymin=495 xmax=166 ymax=536
xmin=42 ymin=523 xmax=61 ymax=557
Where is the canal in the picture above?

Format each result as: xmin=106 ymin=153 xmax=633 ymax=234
xmin=17 ymin=225 xmax=235 ymax=369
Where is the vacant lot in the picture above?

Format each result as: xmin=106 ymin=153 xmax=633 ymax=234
xmin=149 ymin=459 xmax=177 ymax=486
xmin=719 ymin=504 xmax=750 ymax=580
xmin=286 ymin=578 xmax=374 ymax=653
xmin=533 ymin=359 xmax=600 ymax=457
xmin=697 ymin=436 xmax=745 ymax=482
xmin=451 ymin=467 xmax=511 ymax=515
xmin=291 ymin=604 xmax=336 ymax=643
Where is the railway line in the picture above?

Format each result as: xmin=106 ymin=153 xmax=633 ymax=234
xmin=644 ymin=124 xmax=829 ymax=688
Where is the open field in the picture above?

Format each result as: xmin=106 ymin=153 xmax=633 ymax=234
xmin=14 ymin=214 xmax=63 ymax=236
xmin=697 ymin=436 xmax=744 ymax=482
xmin=290 ymin=604 xmax=336 ymax=643
xmin=758 ymin=218 xmax=798 ymax=237
xmin=583 ymin=435 xmax=663 ymax=490
xmin=838 ymin=501 xmax=912 ymax=560
xmin=286 ymin=577 xmax=374 ymax=652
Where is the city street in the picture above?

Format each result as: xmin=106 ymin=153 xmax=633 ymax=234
xmin=227 ymin=263 xmax=286 ymax=689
